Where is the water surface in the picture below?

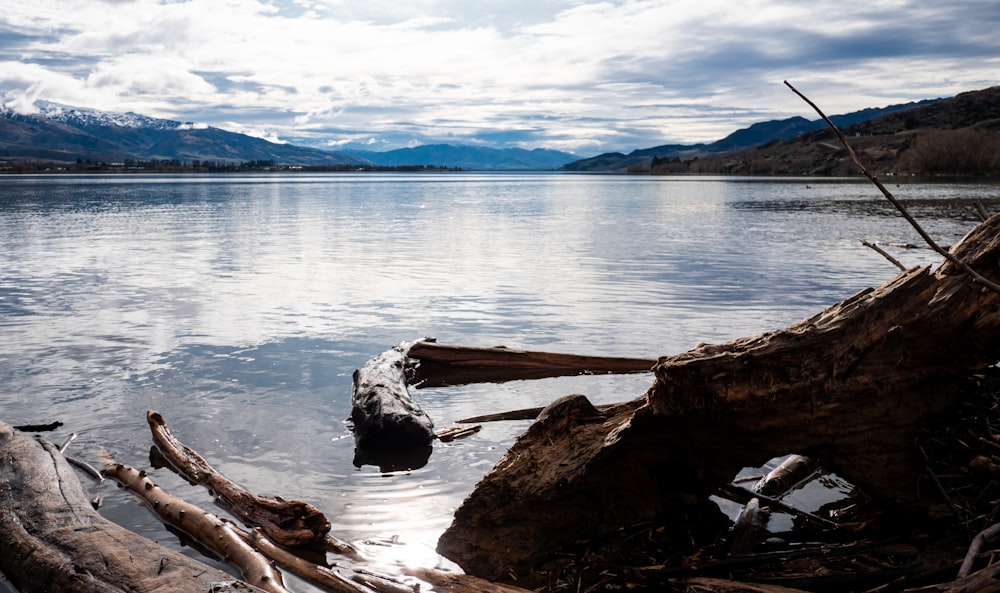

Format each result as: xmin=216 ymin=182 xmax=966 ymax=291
xmin=0 ymin=173 xmax=995 ymax=590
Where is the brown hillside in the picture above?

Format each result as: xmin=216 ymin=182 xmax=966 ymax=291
xmin=647 ymin=86 xmax=1000 ymax=176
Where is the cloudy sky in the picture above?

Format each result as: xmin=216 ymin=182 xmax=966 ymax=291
xmin=1 ymin=0 xmax=997 ymax=156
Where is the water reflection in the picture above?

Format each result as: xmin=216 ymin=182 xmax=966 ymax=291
xmin=1 ymin=173 xmax=996 ymax=592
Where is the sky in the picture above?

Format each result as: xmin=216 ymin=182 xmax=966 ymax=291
xmin=0 ymin=0 xmax=998 ymax=157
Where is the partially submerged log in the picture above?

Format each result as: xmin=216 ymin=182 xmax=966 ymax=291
xmin=351 ymin=340 xmax=436 ymax=452
xmin=148 ymin=410 xmax=336 ymax=550
xmin=0 ymin=420 xmax=270 ymax=593
xmin=438 ymin=213 xmax=1000 ymax=581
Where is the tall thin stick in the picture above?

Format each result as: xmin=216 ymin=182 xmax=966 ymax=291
xmin=784 ymin=81 xmax=1000 ymax=295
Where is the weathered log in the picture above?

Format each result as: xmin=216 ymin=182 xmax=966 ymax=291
xmin=437 ymin=212 xmax=1000 ymax=580
xmin=101 ymin=459 xmax=291 ymax=593
xmin=0 ymin=420 xmax=269 ymax=593
xmin=407 ymin=340 xmax=656 ymax=387
xmin=351 ymin=340 xmax=436 ymax=451
xmin=148 ymin=410 xmax=336 ymax=550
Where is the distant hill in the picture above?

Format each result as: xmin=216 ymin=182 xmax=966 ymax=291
xmin=562 ymin=98 xmax=941 ymax=173
xmin=346 ymin=143 xmax=580 ymax=170
xmin=0 ymin=101 xmax=368 ymax=166
xmin=652 ymin=86 xmax=1000 ymax=176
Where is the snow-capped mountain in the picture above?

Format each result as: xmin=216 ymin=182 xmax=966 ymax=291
xmin=0 ymin=100 xmax=368 ymax=166
xmin=21 ymin=100 xmax=186 ymax=131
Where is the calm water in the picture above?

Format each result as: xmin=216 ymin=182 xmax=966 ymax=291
xmin=0 ymin=172 xmax=996 ymax=589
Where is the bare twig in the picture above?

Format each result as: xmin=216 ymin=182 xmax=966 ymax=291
xmin=58 ymin=432 xmax=76 ymax=453
xmin=959 ymin=522 xmax=1000 ymax=577
xmin=860 ymin=240 xmax=907 ymax=271
xmin=784 ymin=80 xmax=1000 ymax=295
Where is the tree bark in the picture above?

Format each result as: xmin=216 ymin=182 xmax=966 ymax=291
xmin=0 ymin=420 xmax=269 ymax=593
xmin=438 ymin=213 xmax=1000 ymax=580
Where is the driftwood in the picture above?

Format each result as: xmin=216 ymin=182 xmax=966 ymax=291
xmin=101 ymin=460 xmax=291 ymax=593
xmin=407 ymin=340 xmax=656 ymax=387
xmin=0 ymin=420 xmax=270 ymax=593
xmin=102 ymin=458 xmax=377 ymax=593
xmin=350 ymin=339 xmax=644 ymax=464
xmin=3 ymin=415 xmax=537 ymax=593
xmin=350 ymin=338 xmax=653 ymax=453
xmin=147 ymin=410 xmax=339 ymax=551
xmin=437 ymin=212 xmax=1000 ymax=582
xmin=351 ymin=340 xmax=436 ymax=452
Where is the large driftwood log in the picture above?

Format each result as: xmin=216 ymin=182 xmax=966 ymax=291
xmin=0 ymin=420 xmax=269 ymax=593
xmin=438 ymin=213 xmax=1000 ymax=580
xmin=351 ymin=340 xmax=436 ymax=452
xmin=148 ymin=410 xmax=337 ymax=550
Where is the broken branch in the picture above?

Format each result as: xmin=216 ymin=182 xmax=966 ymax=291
xmin=147 ymin=410 xmax=337 ymax=550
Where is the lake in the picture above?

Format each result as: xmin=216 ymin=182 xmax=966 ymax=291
xmin=0 ymin=172 xmax=996 ymax=590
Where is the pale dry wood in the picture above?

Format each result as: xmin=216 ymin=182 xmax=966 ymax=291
xmin=0 ymin=420 xmax=269 ymax=593
xmin=959 ymin=522 xmax=1000 ymax=578
xmin=147 ymin=409 xmax=337 ymax=550
xmin=242 ymin=528 xmax=373 ymax=593
xmin=101 ymin=458 xmax=291 ymax=593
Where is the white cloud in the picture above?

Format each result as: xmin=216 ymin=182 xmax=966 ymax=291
xmin=0 ymin=0 xmax=998 ymax=155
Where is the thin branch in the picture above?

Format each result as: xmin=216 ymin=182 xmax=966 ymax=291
xmin=784 ymin=80 xmax=1000 ymax=295
xmin=959 ymin=522 xmax=1000 ymax=578
xmin=860 ymin=240 xmax=907 ymax=271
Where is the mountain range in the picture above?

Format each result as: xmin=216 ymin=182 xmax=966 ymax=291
xmin=560 ymin=97 xmax=943 ymax=172
xmin=638 ymin=85 xmax=1000 ymax=176
xmin=2 ymin=87 xmax=996 ymax=174
xmin=345 ymin=144 xmax=579 ymax=170
xmin=0 ymin=101 xmax=579 ymax=170
xmin=0 ymin=101 xmax=369 ymax=166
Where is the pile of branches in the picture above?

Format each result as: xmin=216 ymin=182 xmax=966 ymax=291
xmin=0 ymin=412 xmax=530 ymax=593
